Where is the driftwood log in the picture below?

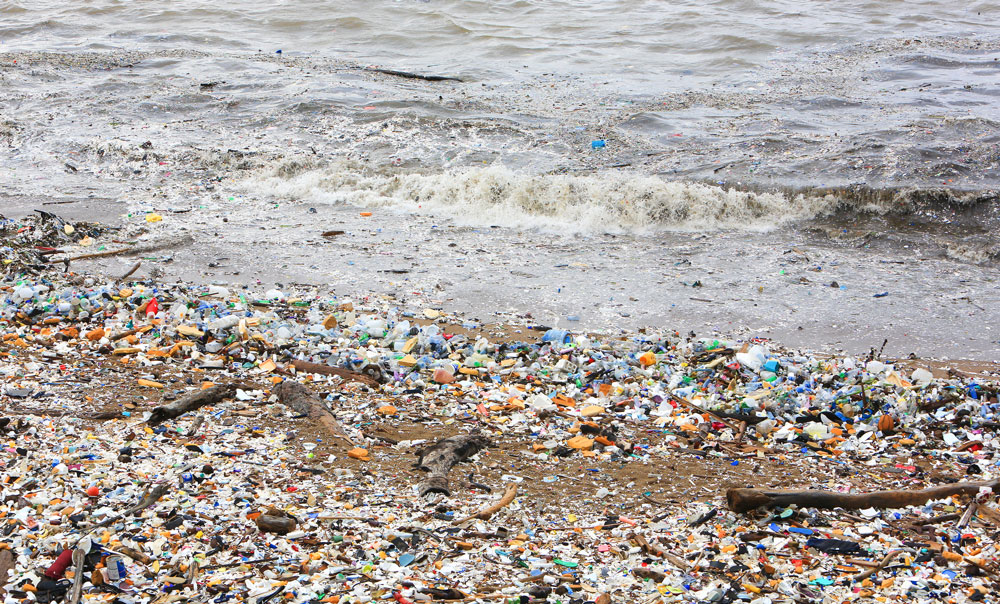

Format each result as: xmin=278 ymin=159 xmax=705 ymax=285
xmin=201 ymin=556 xmax=281 ymax=570
xmin=727 ymin=479 xmax=1000 ymax=514
xmin=183 ymin=560 xmax=199 ymax=587
xmin=123 ymin=483 xmax=170 ymax=516
xmin=274 ymin=380 xmax=353 ymax=444
xmin=3 ymin=408 xmax=121 ymax=420
xmin=147 ymin=384 xmax=236 ymax=426
xmin=414 ymin=435 xmax=492 ymax=496
xmin=288 ymin=359 xmax=381 ymax=388
xmin=58 ymin=236 xmax=192 ymax=263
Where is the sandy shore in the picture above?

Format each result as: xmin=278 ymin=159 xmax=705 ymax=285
xmin=2 ymin=210 xmax=1000 ymax=603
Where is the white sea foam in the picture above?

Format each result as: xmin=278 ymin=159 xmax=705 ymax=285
xmin=240 ymin=163 xmax=839 ymax=234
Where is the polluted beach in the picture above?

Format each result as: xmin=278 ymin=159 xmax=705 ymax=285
xmin=1 ymin=2 xmax=1000 ymax=604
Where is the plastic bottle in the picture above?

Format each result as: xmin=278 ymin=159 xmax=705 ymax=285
xmin=755 ymin=418 xmax=775 ymax=437
xmin=428 ymin=334 xmax=446 ymax=352
xmin=387 ymin=320 xmax=410 ymax=340
xmin=542 ymin=329 xmax=570 ymax=344
xmin=275 ymin=324 xmax=293 ymax=342
xmin=736 ymin=345 xmax=767 ymax=372
xmin=208 ymin=315 xmax=240 ymax=331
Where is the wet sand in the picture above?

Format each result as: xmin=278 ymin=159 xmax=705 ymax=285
xmin=7 ymin=198 xmax=995 ymax=362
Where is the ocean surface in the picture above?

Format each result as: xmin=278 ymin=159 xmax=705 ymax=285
xmin=1 ymin=1 xmax=999 ymax=358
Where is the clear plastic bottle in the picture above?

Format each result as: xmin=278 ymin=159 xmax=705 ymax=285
xmin=208 ymin=315 xmax=240 ymax=332
xmin=542 ymin=329 xmax=570 ymax=344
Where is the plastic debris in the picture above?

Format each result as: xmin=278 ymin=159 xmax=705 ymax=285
xmin=1 ymin=213 xmax=999 ymax=604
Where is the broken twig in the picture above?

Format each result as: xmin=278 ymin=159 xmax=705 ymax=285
xmin=118 ymin=261 xmax=141 ymax=281
xmin=453 ymin=484 xmax=517 ymax=524
xmin=851 ymin=548 xmax=915 ymax=583
xmin=669 ymin=395 xmax=741 ymax=433
xmin=364 ymin=67 xmax=462 ymax=82
xmin=89 ymin=483 xmax=171 ymax=531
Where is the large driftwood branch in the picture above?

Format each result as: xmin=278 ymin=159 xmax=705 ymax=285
xmin=147 ymin=384 xmax=236 ymax=425
xmin=453 ymin=484 xmax=517 ymax=524
xmin=965 ymin=556 xmax=1000 ymax=579
xmin=727 ymin=479 xmax=1000 ymax=514
xmin=287 ymin=359 xmax=381 ymax=388
xmin=414 ymin=435 xmax=492 ymax=496
xmin=274 ymin=380 xmax=354 ymax=444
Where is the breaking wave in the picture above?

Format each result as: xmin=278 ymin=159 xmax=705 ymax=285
xmin=240 ymin=163 xmax=839 ymax=233
xmin=241 ymin=162 xmax=1000 ymax=235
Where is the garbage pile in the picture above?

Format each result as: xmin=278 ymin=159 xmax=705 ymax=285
xmin=1 ymin=212 xmax=112 ymax=278
xmin=2 ymin=224 xmax=999 ymax=604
